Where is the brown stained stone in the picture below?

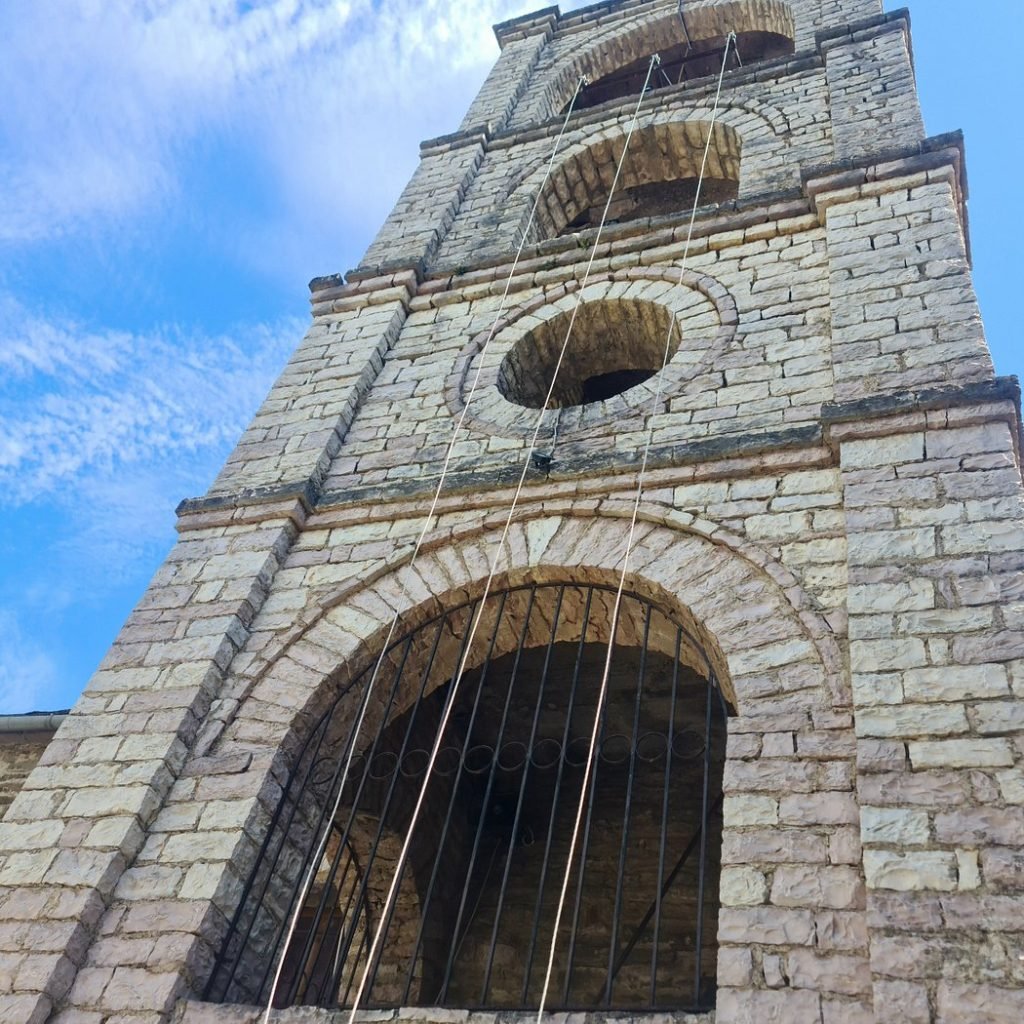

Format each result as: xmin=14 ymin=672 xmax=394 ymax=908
xmin=939 ymin=894 xmax=1024 ymax=932
xmin=980 ymin=848 xmax=1024 ymax=889
xmin=719 ymin=907 xmax=816 ymax=946
xmin=721 ymin=829 xmax=829 ymax=865
xmin=937 ymin=981 xmax=1024 ymax=1024
xmin=858 ymin=770 xmax=968 ymax=808
xmin=815 ymin=911 xmax=870 ymax=952
xmin=867 ymin=892 xmax=945 ymax=932
xmin=779 ymin=791 xmax=860 ymax=826
xmin=934 ymin=808 xmax=1024 ymax=847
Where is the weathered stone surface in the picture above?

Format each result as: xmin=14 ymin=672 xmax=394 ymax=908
xmin=936 ymin=981 xmax=1024 ymax=1024
xmin=863 ymin=851 xmax=958 ymax=892
xmin=716 ymin=988 xmax=822 ymax=1024
xmin=770 ymin=865 xmax=864 ymax=910
xmin=860 ymin=807 xmax=930 ymax=845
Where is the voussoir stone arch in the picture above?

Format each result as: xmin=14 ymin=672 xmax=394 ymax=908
xmin=218 ymin=507 xmax=846 ymax=775
xmin=504 ymin=104 xmax=792 ymax=251
xmin=518 ymin=0 xmax=797 ymax=127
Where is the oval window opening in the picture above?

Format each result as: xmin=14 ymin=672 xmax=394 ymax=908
xmin=497 ymin=299 xmax=679 ymax=410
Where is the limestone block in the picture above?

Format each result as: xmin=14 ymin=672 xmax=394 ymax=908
xmin=770 ymin=865 xmax=864 ymax=910
xmin=723 ymin=794 xmax=779 ymax=827
xmin=787 ymin=950 xmax=871 ymax=997
xmin=863 ymin=850 xmax=957 ymax=891
xmin=840 ymin=434 xmax=924 ymax=471
xmin=908 ymin=738 xmax=1015 ymax=770
xmin=936 ymin=981 xmax=1024 ymax=1024
xmin=720 ymin=866 xmax=769 ymax=906
xmin=873 ymin=980 xmax=930 ymax=1024
xmin=860 ymin=807 xmax=930 ymax=846
xmin=902 ymin=664 xmax=1009 ymax=703
xmin=716 ymin=987 xmax=823 ymax=1024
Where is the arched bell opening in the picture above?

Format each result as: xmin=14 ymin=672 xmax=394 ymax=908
xmin=205 ymin=582 xmax=731 ymax=1014
xmin=530 ymin=121 xmax=741 ymax=241
xmin=552 ymin=1 xmax=796 ymax=116
xmin=568 ymin=31 xmax=794 ymax=114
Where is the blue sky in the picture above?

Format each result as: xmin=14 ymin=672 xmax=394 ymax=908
xmin=0 ymin=0 xmax=1020 ymax=714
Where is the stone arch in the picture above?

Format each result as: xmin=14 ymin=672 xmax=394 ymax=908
xmin=505 ymin=104 xmax=789 ymax=252
xmin=225 ymin=507 xmax=846 ymax=761
xmin=199 ymin=508 xmax=856 ymax=1013
xmin=527 ymin=0 xmax=796 ymax=125
xmin=530 ymin=120 xmax=742 ymax=241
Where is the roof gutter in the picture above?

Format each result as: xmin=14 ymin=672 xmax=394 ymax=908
xmin=0 ymin=712 xmax=69 ymax=734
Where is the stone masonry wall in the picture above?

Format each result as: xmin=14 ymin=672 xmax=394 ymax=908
xmin=360 ymin=4 xmax=912 ymax=277
xmin=0 ymin=729 xmax=59 ymax=821
xmin=0 ymin=2 xmax=1021 ymax=1023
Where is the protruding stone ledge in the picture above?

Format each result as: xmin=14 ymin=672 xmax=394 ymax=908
xmin=493 ymin=5 xmax=559 ymax=49
xmin=176 ymin=1002 xmax=714 ymax=1024
xmin=804 ymin=131 xmax=966 ymax=218
xmin=816 ymin=7 xmax=911 ymax=52
xmin=175 ymin=486 xmax=314 ymax=532
xmin=315 ymin=425 xmax=826 ymax=512
xmin=822 ymin=377 xmax=1022 ymax=453
xmin=308 ymin=268 xmax=420 ymax=315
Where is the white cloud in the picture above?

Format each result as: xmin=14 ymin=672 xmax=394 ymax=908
xmin=0 ymin=293 xmax=300 ymax=591
xmin=0 ymin=294 xmax=300 ymax=503
xmin=0 ymin=0 xmax=523 ymax=248
xmin=0 ymin=609 xmax=60 ymax=714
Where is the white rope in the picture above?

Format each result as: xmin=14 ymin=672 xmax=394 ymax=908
xmin=261 ymin=76 xmax=590 ymax=1023
xmin=345 ymin=55 xmax=661 ymax=1024
xmin=535 ymin=35 xmax=737 ymax=1021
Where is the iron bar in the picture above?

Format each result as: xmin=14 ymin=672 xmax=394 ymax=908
xmin=519 ymin=586 xmax=595 ymax=1001
xmin=651 ymin=624 xmax=682 ymax=1005
xmin=693 ymin=672 xmax=715 ymax=1008
xmin=474 ymin=585 xmax=567 ymax=1005
xmin=602 ymin=601 xmax=651 ymax=1006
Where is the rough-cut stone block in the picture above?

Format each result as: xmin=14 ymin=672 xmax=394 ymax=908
xmin=860 ymin=807 xmax=930 ymax=845
xmin=863 ymin=850 xmax=957 ymax=892
xmin=770 ymin=865 xmax=864 ymax=910
xmin=787 ymin=950 xmax=871 ymax=997
xmin=937 ymin=981 xmax=1024 ymax=1024
xmin=716 ymin=987 xmax=822 ymax=1024
xmin=908 ymin=738 xmax=1014 ymax=769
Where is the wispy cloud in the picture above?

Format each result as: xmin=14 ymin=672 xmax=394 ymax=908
xmin=0 ymin=0 xmax=550 ymax=255
xmin=0 ymin=294 xmax=300 ymax=503
xmin=0 ymin=609 xmax=60 ymax=714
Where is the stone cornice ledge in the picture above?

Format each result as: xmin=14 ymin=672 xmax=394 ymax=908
xmin=175 ymin=379 xmax=1021 ymax=527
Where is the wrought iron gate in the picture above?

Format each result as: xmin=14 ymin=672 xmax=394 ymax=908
xmin=206 ymin=583 xmax=730 ymax=1013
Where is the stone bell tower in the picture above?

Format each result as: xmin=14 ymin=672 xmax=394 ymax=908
xmin=2 ymin=1 xmax=1023 ymax=1022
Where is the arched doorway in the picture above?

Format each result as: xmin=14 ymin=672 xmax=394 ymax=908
xmin=205 ymin=582 xmax=731 ymax=1013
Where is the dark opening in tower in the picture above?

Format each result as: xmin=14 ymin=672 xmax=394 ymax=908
xmin=207 ymin=583 xmax=731 ymax=1014
xmin=531 ymin=121 xmax=741 ymax=241
xmin=497 ymin=298 xmax=680 ymax=410
xmin=558 ymin=0 xmax=796 ymax=114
